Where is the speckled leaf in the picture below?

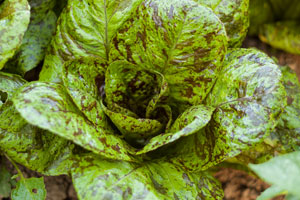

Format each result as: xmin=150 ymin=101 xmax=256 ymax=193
xmin=0 ymin=73 xmax=75 ymax=176
xmin=71 ymin=153 xmax=224 ymax=200
xmin=259 ymin=21 xmax=300 ymax=55
xmin=39 ymin=0 xmax=143 ymax=82
xmin=102 ymin=102 xmax=163 ymax=145
xmin=233 ymin=66 xmax=300 ymax=164
xmin=111 ymin=0 xmax=227 ymax=114
xmin=4 ymin=0 xmax=57 ymax=75
xmin=0 ymin=0 xmax=30 ymax=69
xmin=105 ymin=61 xmax=160 ymax=118
xmin=0 ymin=108 xmax=75 ymax=176
xmin=0 ymin=72 xmax=27 ymax=99
xmin=196 ymin=0 xmax=249 ymax=47
xmin=137 ymin=105 xmax=215 ymax=155
xmin=62 ymin=58 xmax=110 ymax=128
xmin=250 ymin=151 xmax=300 ymax=199
xmin=272 ymin=66 xmax=300 ymax=152
xmin=167 ymin=48 xmax=286 ymax=171
xmin=13 ymin=82 xmax=136 ymax=162
xmin=11 ymin=177 xmax=46 ymax=200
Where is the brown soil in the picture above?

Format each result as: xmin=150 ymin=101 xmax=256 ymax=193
xmin=2 ymin=37 xmax=300 ymax=200
xmin=215 ymin=168 xmax=285 ymax=200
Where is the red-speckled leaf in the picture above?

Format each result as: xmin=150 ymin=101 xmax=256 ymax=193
xmin=13 ymin=82 xmax=136 ymax=162
xmin=167 ymin=48 xmax=286 ymax=171
xmin=71 ymin=153 xmax=224 ymax=200
xmin=39 ymin=0 xmax=144 ymax=82
xmin=136 ymin=105 xmax=215 ymax=155
xmin=102 ymin=101 xmax=163 ymax=146
xmin=0 ymin=72 xmax=75 ymax=176
xmin=234 ymin=66 xmax=300 ymax=164
xmin=196 ymin=0 xmax=249 ymax=47
xmin=110 ymin=0 xmax=228 ymax=114
xmin=62 ymin=58 xmax=110 ymax=128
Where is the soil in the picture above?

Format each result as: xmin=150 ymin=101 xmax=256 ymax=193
xmin=1 ymin=37 xmax=299 ymax=200
xmin=214 ymin=168 xmax=285 ymax=200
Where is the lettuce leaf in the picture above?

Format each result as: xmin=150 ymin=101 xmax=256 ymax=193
xmin=196 ymin=0 xmax=249 ymax=47
xmin=40 ymin=0 xmax=143 ymax=82
xmin=4 ymin=0 xmax=57 ymax=75
xmin=71 ymin=153 xmax=224 ymax=200
xmin=250 ymin=151 xmax=300 ymax=199
xmin=232 ymin=66 xmax=300 ymax=164
xmin=0 ymin=72 xmax=75 ymax=176
xmin=0 ymin=0 xmax=30 ymax=69
xmin=165 ymin=48 xmax=286 ymax=171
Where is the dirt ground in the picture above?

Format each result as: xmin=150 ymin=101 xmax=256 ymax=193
xmin=1 ymin=37 xmax=299 ymax=200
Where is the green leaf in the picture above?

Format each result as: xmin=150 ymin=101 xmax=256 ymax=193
xmin=13 ymin=82 xmax=136 ymax=162
xmin=196 ymin=0 xmax=249 ymax=47
xmin=39 ymin=0 xmax=144 ymax=82
xmin=250 ymin=151 xmax=300 ymax=198
xmin=0 ymin=164 xmax=12 ymax=198
xmin=102 ymin=102 xmax=163 ymax=146
xmin=0 ymin=72 xmax=75 ymax=176
xmin=71 ymin=153 xmax=224 ymax=200
xmin=0 ymin=0 xmax=30 ymax=69
xmin=11 ymin=177 xmax=46 ymax=200
xmin=62 ymin=58 xmax=109 ymax=128
xmin=274 ymin=66 xmax=300 ymax=151
xmin=0 ymin=72 xmax=27 ymax=99
xmin=4 ymin=0 xmax=57 ymax=75
xmin=111 ymin=0 xmax=228 ymax=114
xmin=257 ymin=185 xmax=286 ymax=200
xmin=137 ymin=105 xmax=215 ymax=155
xmin=166 ymin=48 xmax=286 ymax=171
xmin=105 ymin=61 xmax=162 ymax=118
xmin=259 ymin=21 xmax=300 ymax=55
xmin=233 ymin=66 xmax=300 ymax=164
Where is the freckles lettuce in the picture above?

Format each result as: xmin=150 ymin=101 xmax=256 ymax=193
xmin=0 ymin=0 xmax=298 ymax=199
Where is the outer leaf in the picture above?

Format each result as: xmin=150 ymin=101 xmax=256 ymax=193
xmin=39 ymin=0 xmax=143 ymax=82
xmin=0 ymin=0 xmax=30 ymax=69
xmin=110 ymin=0 xmax=228 ymax=114
xmin=232 ymin=66 xmax=300 ymax=164
xmin=274 ymin=66 xmax=300 ymax=151
xmin=167 ymin=48 xmax=286 ymax=171
xmin=11 ymin=177 xmax=46 ymax=200
xmin=259 ymin=21 xmax=300 ymax=55
xmin=250 ymin=151 xmax=300 ymax=198
xmin=13 ymin=82 xmax=136 ymax=162
xmin=4 ymin=0 xmax=57 ymax=75
xmin=137 ymin=105 xmax=215 ymax=154
xmin=71 ymin=154 xmax=224 ymax=200
xmin=62 ymin=58 xmax=110 ymax=128
xmin=196 ymin=0 xmax=249 ymax=47
xmin=0 ymin=72 xmax=75 ymax=176
xmin=0 ymin=72 xmax=27 ymax=99
xmin=0 ymin=164 xmax=12 ymax=198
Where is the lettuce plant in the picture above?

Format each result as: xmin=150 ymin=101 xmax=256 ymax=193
xmin=0 ymin=0 xmax=299 ymax=199
xmin=249 ymin=0 xmax=300 ymax=54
